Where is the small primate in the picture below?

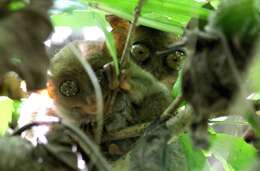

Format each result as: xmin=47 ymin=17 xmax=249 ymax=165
xmin=48 ymin=40 xmax=171 ymax=124
xmin=47 ymin=40 xmax=172 ymax=158
xmin=106 ymin=15 xmax=185 ymax=89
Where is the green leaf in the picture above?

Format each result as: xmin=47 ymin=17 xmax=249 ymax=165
xmin=11 ymin=100 xmax=22 ymax=127
xmin=208 ymin=133 xmax=257 ymax=171
xmin=210 ymin=0 xmax=220 ymax=9
xmin=51 ymin=10 xmax=98 ymax=28
xmin=51 ymin=10 xmax=120 ymax=76
xmin=0 ymin=97 xmax=14 ymax=136
xmin=179 ymin=133 xmax=211 ymax=171
xmin=171 ymin=70 xmax=182 ymax=98
xmin=247 ymin=93 xmax=260 ymax=101
xmin=113 ymin=154 xmax=130 ymax=171
xmin=249 ymin=51 xmax=260 ymax=92
xmin=82 ymin=0 xmax=211 ymax=35
xmin=91 ymin=11 xmax=120 ymax=75
xmin=8 ymin=1 xmax=26 ymax=11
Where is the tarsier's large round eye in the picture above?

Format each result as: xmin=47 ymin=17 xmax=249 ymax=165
xmin=59 ymin=80 xmax=79 ymax=97
xmin=166 ymin=50 xmax=185 ymax=70
xmin=130 ymin=44 xmax=150 ymax=62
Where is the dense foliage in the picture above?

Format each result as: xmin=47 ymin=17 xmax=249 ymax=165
xmin=0 ymin=0 xmax=260 ymax=171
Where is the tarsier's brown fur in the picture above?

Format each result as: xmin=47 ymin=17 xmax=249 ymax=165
xmin=107 ymin=15 xmax=183 ymax=89
xmin=47 ymin=19 xmax=174 ymax=158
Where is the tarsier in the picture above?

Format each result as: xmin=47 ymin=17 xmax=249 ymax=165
xmin=47 ymin=39 xmax=172 ymax=159
xmin=107 ymin=15 xmax=185 ymax=89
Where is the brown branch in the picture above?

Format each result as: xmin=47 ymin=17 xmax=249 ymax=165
xmin=120 ymin=0 xmax=147 ymax=68
xmin=156 ymin=38 xmax=187 ymax=57
xmin=160 ymin=95 xmax=184 ymax=121
xmin=103 ymin=122 xmax=150 ymax=142
xmin=102 ymin=102 xmax=191 ymax=142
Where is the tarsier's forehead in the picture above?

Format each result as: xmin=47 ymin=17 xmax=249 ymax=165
xmin=50 ymin=40 xmax=109 ymax=72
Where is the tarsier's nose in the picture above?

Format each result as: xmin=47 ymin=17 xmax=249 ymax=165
xmin=82 ymin=96 xmax=97 ymax=114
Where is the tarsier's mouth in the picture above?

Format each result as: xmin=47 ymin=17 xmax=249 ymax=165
xmin=71 ymin=105 xmax=97 ymax=121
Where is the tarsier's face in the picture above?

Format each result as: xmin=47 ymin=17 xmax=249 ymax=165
xmin=131 ymin=26 xmax=184 ymax=67
xmin=47 ymin=41 xmax=110 ymax=122
xmin=129 ymin=26 xmax=185 ymax=87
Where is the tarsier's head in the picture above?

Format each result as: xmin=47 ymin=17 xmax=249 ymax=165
xmin=47 ymin=41 xmax=111 ymax=123
xmin=107 ymin=15 xmax=185 ymax=88
xmin=130 ymin=26 xmax=185 ymax=87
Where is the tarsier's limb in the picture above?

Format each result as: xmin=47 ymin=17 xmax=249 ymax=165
xmin=47 ymin=40 xmax=172 ymax=160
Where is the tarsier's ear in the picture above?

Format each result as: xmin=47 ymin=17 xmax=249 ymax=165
xmin=105 ymin=15 xmax=129 ymax=30
xmin=105 ymin=15 xmax=130 ymax=57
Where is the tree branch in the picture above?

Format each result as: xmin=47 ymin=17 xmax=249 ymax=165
xmin=12 ymin=121 xmax=59 ymax=136
xmin=120 ymin=0 xmax=147 ymax=68
xmin=103 ymin=122 xmax=149 ymax=142
xmin=160 ymin=95 xmax=184 ymax=121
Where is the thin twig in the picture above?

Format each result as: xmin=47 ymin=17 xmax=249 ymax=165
xmin=62 ymin=122 xmax=112 ymax=171
xmin=12 ymin=121 xmax=59 ymax=136
xmin=156 ymin=38 xmax=187 ymax=57
xmin=120 ymin=0 xmax=147 ymax=68
xmin=104 ymin=0 xmax=147 ymax=129
xmin=160 ymin=95 xmax=184 ymax=121
xmin=69 ymin=43 xmax=104 ymax=145
xmin=103 ymin=122 xmax=149 ymax=142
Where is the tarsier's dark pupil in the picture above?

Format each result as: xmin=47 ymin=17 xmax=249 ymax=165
xmin=130 ymin=44 xmax=150 ymax=61
xmin=166 ymin=50 xmax=185 ymax=70
xmin=175 ymin=50 xmax=184 ymax=58
xmin=59 ymin=80 xmax=79 ymax=97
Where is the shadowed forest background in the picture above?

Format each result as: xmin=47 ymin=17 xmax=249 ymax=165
xmin=0 ymin=0 xmax=260 ymax=171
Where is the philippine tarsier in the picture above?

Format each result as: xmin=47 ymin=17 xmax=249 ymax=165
xmin=106 ymin=15 xmax=185 ymax=89
xmin=47 ymin=39 xmax=172 ymax=158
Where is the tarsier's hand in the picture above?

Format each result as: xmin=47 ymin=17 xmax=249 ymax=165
xmin=101 ymin=61 xmax=134 ymax=92
xmin=103 ymin=62 xmax=120 ymax=90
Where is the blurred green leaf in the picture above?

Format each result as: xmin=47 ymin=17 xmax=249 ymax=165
xmin=51 ymin=10 xmax=120 ymax=76
xmin=179 ymin=133 xmax=211 ymax=171
xmin=249 ymin=53 xmax=260 ymax=92
xmin=0 ymin=97 xmax=14 ymax=136
xmin=247 ymin=93 xmax=260 ymax=101
xmin=91 ymin=11 xmax=120 ymax=75
xmin=208 ymin=133 xmax=257 ymax=171
xmin=172 ymin=70 xmax=182 ymax=98
xmin=51 ymin=10 xmax=98 ymax=28
xmin=210 ymin=0 xmax=220 ymax=9
xmin=172 ymin=70 xmax=187 ymax=106
xmin=113 ymin=154 xmax=130 ymax=171
xmin=10 ymin=100 xmax=22 ymax=128
xmin=82 ymin=0 xmax=211 ymax=35
xmin=8 ymin=0 xmax=26 ymax=11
